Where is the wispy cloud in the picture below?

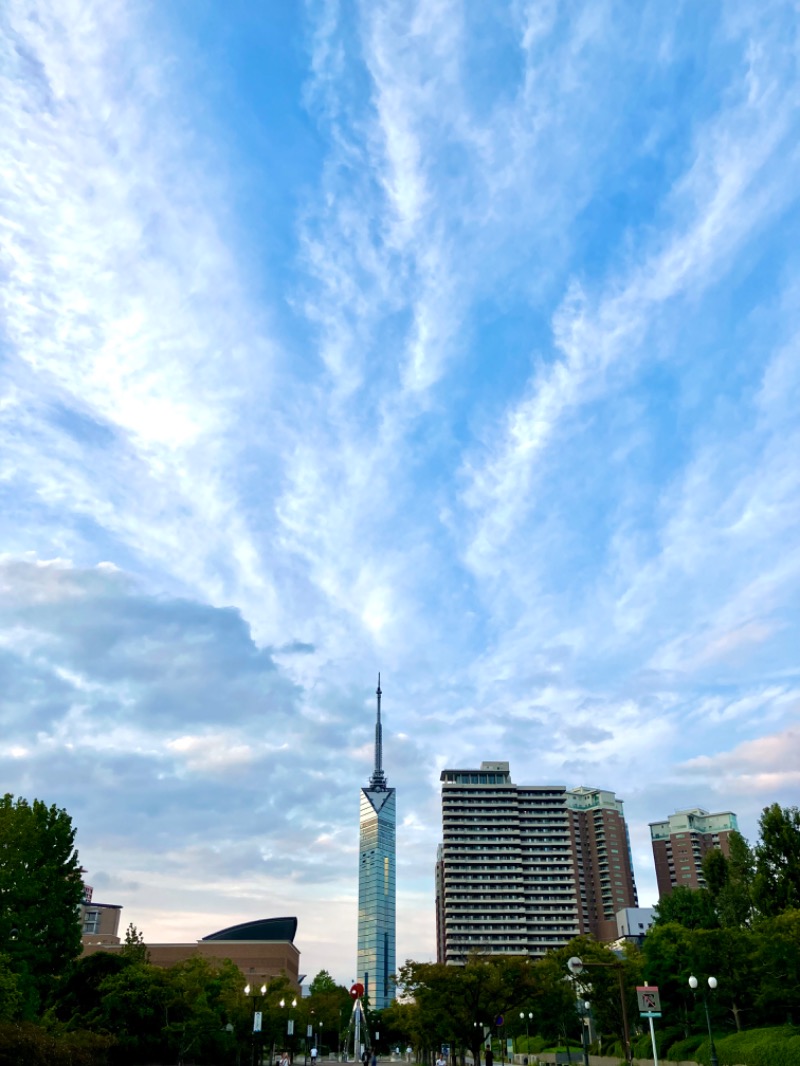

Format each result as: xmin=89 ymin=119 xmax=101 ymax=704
xmin=3 ymin=0 xmax=800 ymax=982
xmin=0 ymin=0 xmax=280 ymax=627
xmin=461 ymin=16 xmax=800 ymax=574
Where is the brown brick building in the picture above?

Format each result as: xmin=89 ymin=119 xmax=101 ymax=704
xmin=566 ymin=786 xmax=638 ymax=941
xmin=81 ymin=917 xmax=301 ymax=989
xmin=649 ymin=807 xmax=738 ymax=898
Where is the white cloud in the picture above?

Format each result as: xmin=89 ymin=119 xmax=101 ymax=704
xmin=461 ymin=45 xmax=800 ymax=575
xmin=0 ymin=0 xmax=281 ymax=632
xmin=680 ymin=726 xmax=800 ymax=796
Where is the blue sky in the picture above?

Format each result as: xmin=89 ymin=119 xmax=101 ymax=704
xmin=2 ymin=0 xmax=799 ymax=985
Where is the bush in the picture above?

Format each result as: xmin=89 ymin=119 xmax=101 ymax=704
xmin=0 ymin=1022 xmax=114 ymax=1066
xmin=628 ymin=1024 xmax=686 ymax=1060
xmin=712 ymin=1025 xmax=800 ymax=1066
xmin=665 ymin=1033 xmax=705 ymax=1061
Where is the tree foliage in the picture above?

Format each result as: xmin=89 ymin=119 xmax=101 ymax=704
xmin=397 ymin=954 xmax=543 ymax=1064
xmin=0 ymin=794 xmax=83 ymax=1017
xmin=120 ymin=923 xmax=148 ymax=965
xmin=753 ymin=805 xmax=800 ymax=918
xmin=654 ymin=886 xmax=719 ymax=930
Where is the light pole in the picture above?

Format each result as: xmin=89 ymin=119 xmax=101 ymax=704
xmin=281 ymin=996 xmax=299 ymax=1064
xmin=688 ymin=975 xmax=718 ymax=1066
xmin=580 ymin=1003 xmax=591 ymax=1066
xmin=568 ymin=957 xmax=631 ymax=1066
xmin=473 ymin=1022 xmax=485 ymax=1066
xmin=245 ymin=984 xmax=268 ymax=1066
xmin=519 ymin=1013 xmax=532 ymax=1057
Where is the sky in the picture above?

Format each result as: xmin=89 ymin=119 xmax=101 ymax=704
xmin=2 ymin=0 xmax=799 ymax=988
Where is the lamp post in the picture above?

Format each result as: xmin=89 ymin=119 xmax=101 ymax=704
xmin=281 ymin=996 xmax=299 ymax=1064
xmin=567 ymin=957 xmax=631 ymax=1066
xmin=519 ymin=1013 xmax=532 ymax=1057
xmin=473 ymin=1022 xmax=485 ymax=1066
xmin=580 ymin=1003 xmax=591 ymax=1066
xmin=245 ymin=984 xmax=268 ymax=1066
xmin=688 ymin=975 xmax=718 ymax=1066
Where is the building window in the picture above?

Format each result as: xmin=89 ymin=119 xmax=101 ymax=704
xmin=83 ymin=910 xmax=101 ymax=935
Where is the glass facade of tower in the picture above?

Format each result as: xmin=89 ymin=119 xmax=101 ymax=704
xmin=357 ymin=785 xmax=396 ymax=1009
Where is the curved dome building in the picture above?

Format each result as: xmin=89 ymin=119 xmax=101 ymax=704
xmin=83 ymin=914 xmax=301 ymax=988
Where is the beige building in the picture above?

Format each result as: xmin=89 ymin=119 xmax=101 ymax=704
xmin=81 ymin=900 xmax=123 ymax=945
xmin=80 ymin=882 xmax=123 ymax=946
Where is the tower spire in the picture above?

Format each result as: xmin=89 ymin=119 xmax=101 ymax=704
xmin=370 ymin=672 xmax=387 ymax=790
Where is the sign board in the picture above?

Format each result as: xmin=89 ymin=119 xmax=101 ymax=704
xmin=307 ymin=1025 xmax=313 ymax=1038
xmin=253 ymin=1011 xmax=262 ymax=1033
xmin=636 ymin=987 xmax=661 ymax=1014
xmin=641 ymin=1012 xmax=662 ymax=1019
xmin=288 ymin=1020 xmax=295 ymax=1036
xmin=506 ymin=1039 xmax=514 ymax=1054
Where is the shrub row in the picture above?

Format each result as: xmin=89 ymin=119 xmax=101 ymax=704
xmin=0 ymin=1022 xmax=114 ymax=1066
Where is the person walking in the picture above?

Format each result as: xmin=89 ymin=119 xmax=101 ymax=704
xmin=485 ymin=1049 xmax=494 ymax=1066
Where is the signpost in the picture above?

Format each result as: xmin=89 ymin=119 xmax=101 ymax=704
xmin=636 ymin=986 xmax=661 ymax=1066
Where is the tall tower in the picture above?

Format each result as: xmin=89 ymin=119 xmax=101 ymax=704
xmin=357 ymin=675 xmax=396 ymax=1008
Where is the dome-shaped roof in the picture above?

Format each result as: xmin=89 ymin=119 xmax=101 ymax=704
xmin=202 ymin=917 xmax=297 ymax=943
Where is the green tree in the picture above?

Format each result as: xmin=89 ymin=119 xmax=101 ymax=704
xmin=642 ymin=922 xmax=696 ymax=1036
xmin=306 ymin=971 xmax=351 ymax=1055
xmin=51 ymin=949 xmax=128 ymax=1026
xmin=0 ymin=953 xmax=22 ymax=1022
xmin=653 ymin=886 xmax=718 ymax=930
xmin=702 ymin=849 xmax=729 ymax=898
xmin=89 ymin=960 xmax=172 ymax=1064
xmin=718 ymin=832 xmax=755 ymax=928
xmin=693 ymin=926 xmax=756 ymax=1032
xmin=552 ymin=937 xmax=642 ymax=1058
xmin=162 ymin=955 xmax=243 ymax=1065
xmin=753 ymin=804 xmax=800 ymax=917
xmin=378 ymin=998 xmax=418 ymax=1054
xmin=0 ymin=794 xmax=83 ymax=1017
xmin=309 ymin=969 xmax=338 ymax=995
xmin=397 ymin=954 xmax=540 ymax=1066
xmin=753 ymin=908 xmax=800 ymax=1025
xmin=121 ymin=922 xmax=148 ymax=964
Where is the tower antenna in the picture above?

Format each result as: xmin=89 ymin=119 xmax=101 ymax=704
xmin=370 ymin=672 xmax=387 ymax=790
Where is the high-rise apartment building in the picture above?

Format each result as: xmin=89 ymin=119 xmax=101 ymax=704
xmin=566 ymin=786 xmax=638 ymax=941
xmin=357 ymin=677 xmax=396 ymax=1008
xmin=435 ymin=762 xmax=638 ymax=964
xmin=649 ymin=807 xmax=738 ymax=898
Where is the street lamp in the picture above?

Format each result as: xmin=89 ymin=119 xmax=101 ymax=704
xmin=245 ymin=984 xmax=268 ymax=1066
xmin=519 ymin=1013 xmax=532 ymax=1056
xmin=567 ymin=957 xmax=631 ymax=1066
xmin=473 ymin=1022 xmax=486 ymax=1066
xmin=279 ymin=997 xmax=299 ymax=1065
xmin=688 ymin=975 xmax=718 ymax=1066
xmin=580 ymin=1003 xmax=591 ymax=1066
